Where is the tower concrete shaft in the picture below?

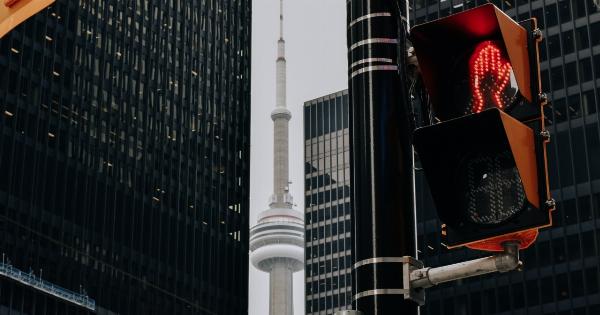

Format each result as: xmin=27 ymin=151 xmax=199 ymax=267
xmin=269 ymin=263 xmax=294 ymax=315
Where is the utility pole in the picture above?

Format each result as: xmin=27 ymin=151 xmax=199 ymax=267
xmin=346 ymin=0 xmax=419 ymax=314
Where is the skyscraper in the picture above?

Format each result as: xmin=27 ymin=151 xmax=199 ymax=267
xmin=0 ymin=0 xmax=251 ymax=314
xmin=411 ymin=1 xmax=600 ymax=314
xmin=303 ymin=90 xmax=353 ymax=314
xmin=248 ymin=1 xmax=304 ymax=314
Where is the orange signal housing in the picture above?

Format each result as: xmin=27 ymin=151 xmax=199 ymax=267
xmin=1 ymin=0 xmax=55 ymax=38
xmin=411 ymin=3 xmax=533 ymax=118
xmin=411 ymin=3 xmax=552 ymax=253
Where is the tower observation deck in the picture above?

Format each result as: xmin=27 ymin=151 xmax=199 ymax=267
xmin=249 ymin=1 xmax=304 ymax=314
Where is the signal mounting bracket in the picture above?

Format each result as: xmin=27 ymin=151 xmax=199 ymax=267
xmin=405 ymin=242 xmax=521 ymax=300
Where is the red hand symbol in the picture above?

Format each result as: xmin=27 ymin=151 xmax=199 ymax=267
xmin=469 ymin=41 xmax=513 ymax=113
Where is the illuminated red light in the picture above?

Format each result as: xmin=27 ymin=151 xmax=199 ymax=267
xmin=469 ymin=41 xmax=513 ymax=113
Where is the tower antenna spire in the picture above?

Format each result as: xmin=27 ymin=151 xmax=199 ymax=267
xmin=279 ymin=0 xmax=284 ymax=39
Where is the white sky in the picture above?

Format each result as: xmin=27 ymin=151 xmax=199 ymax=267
xmin=249 ymin=1 xmax=348 ymax=314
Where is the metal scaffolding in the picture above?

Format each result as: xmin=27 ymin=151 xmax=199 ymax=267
xmin=0 ymin=257 xmax=95 ymax=311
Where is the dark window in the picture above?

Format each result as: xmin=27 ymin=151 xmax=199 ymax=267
xmin=586 ymin=124 xmax=600 ymax=180
xmin=571 ymin=270 xmax=585 ymax=297
xmin=572 ymin=127 xmax=588 ymax=183
xmin=595 ymin=55 xmax=600 ymax=79
xmin=526 ymin=279 xmax=539 ymax=306
xmin=553 ymin=238 xmax=567 ymax=263
xmin=550 ymin=66 xmax=564 ymax=90
xmin=317 ymin=103 xmax=323 ymax=136
xmin=578 ymin=195 xmax=592 ymax=222
xmin=574 ymin=0 xmax=587 ymax=17
xmin=579 ymin=58 xmax=593 ymax=82
xmin=537 ymin=241 xmax=552 ymax=266
xmin=557 ymin=130 xmax=574 ymax=186
xmin=470 ymin=292 xmax=481 ymax=314
xmin=304 ymin=106 xmax=311 ymax=140
xmin=568 ymin=94 xmax=582 ymax=119
xmin=323 ymin=100 xmax=330 ymax=134
xmin=484 ymin=289 xmax=496 ymax=314
xmin=440 ymin=8 xmax=450 ymax=18
xmin=540 ymin=69 xmax=550 ymax=93
xmin=585 ymin=267 xmax=599 ymax=294
xmin=336 ymin=97 xmax=343 ymax=132
xmin=592 ymin=22 xmax=600 ymax=46
xmin=539 ymin=38 xmax=548 ymax=61
xmin=497 ymin=286 xmax=510 ymax=312
xmin=556 ymin=273 xmax=570 ymax=300
xmin=548 ymin=34 xmax=561 ymax=59
xmin=512 ymin=283 xmax=525 ymax=309
xmin=541 ymin=276 xmax=555 ymax=303
xmin=342 ymin=96 xmax=349 ymax=129
xmin=582 ymin=90 xmax=596 ymax=114
xmin=565 ymin=62 xmax=578 ymax=87
xmin=567 ymin=234 xmax=581 ymax=259
xmin=576 ymin=26 xmax=589 ymax=49
xmin=552 ymin=98 xmax=568 ymax=123
xmin=443 ymin=298 xmax=455 ymax=315
xmin=544 ymin=4 xmax=558 ymax=27
xmin=310 ymin=104 xmax=317 ymax=138
xmin=562 ymin=30 xmax=575 ymax=55
xmin=558 ymin=0 xmax=572 ymax=23
xmin=582 ymin=231 xmax=596 ymax=257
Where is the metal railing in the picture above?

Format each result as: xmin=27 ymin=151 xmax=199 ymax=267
xmin=0 ymin=258 xmax=95 ymax=311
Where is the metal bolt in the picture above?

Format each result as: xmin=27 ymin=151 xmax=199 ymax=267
xmin=539 ymin=93 xmax=549 ymax=106
xmin=516 ymin=261 xmax=524 ymax=272
xmin=540 ymin=130 xmax=551 ymax=142
xmin=545 ymin=199 xmax=556 ymax=211
xmin=533 ymin=28 xmax=543 ymax=42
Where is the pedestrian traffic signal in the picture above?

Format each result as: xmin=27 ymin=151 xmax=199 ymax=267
xmin=0 ymin=0 xmax=54 ymax=38
xmin=410 ymin=3 xmax=553 ymax=252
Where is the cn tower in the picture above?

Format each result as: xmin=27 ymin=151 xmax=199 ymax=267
xmin=249 ymin=1 xmax=304 ymax=314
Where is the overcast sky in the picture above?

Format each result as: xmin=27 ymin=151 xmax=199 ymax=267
xmin=249 ymin=1 xmax=348 ymax=314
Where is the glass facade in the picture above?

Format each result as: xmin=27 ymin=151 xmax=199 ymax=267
xmin=0 ymin=0 xmax=250 ymax=314
xmin=411 ymin=0 xmax=600 ymax=314
xmin=304 ymin=90 xmax=353 ymax=314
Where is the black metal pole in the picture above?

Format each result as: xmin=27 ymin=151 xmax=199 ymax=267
xmin=347 ymin=1 xmax=419 ymax=314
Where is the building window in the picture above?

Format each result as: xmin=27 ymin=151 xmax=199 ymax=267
xmin=541 ymin=276 xmax=555 ymax=303
xmin=562 ymin=30 xmax=575 ymax=55
xmin=591 ymin=22 xmax=600 ymax=46
xmin=544 ymin=4 xmax=558 ymax=27
xmin=565 ymin=62 xmax=578 ymax=87
xmin=574 ymin=0 xmax=587 ymax=18
xmin=548 ymin=34 xmax=561 ymax=59
xmin=579 ymin=58 xmax=593 ymax=82
xmin=558 ymin=0 xmax=572 ymax=23
xmin=576 ymin=26 xmax=589 ymax=50
xmin=551 ymin=66 xmax=565 ymax=90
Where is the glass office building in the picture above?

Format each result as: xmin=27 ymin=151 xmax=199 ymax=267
xmin=411 ymin=0 xmax=600 ymax=314
xmin=304 ymin=90 xmax=353 ymax=314
xmin=0 ymin=1 xmax=251 ymax=314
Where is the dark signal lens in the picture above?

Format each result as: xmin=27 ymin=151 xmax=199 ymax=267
xmin=457 ymin=150 xmax=526 ymax=225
